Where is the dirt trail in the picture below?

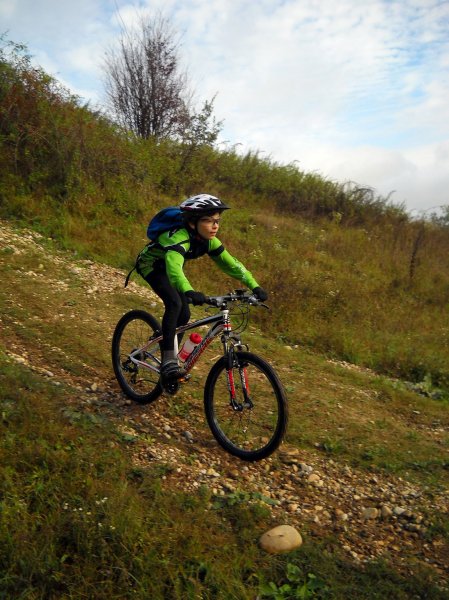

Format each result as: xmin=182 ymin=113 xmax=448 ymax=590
xmin=1 ymin=220 xmax=448 ymax=585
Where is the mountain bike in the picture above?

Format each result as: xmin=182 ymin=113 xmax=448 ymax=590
xmin=111 ymin=290 xmax=288 ymax=461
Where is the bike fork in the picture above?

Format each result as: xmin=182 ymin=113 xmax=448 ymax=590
xmin=226 ymin=353 xmax=253 ymax=411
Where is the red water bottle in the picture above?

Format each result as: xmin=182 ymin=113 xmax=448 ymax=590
xmin=178 ymin=333 xmax=202 ymax=362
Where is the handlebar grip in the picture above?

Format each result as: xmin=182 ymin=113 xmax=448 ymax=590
xmin=186 ymin=295 xmax=216 ymax=306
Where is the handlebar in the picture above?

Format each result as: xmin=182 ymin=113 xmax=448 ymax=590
xmin=185 ymin=289 xmax=268 ymax=309
xmin=204 ymin=289 xmax=268 ymax=309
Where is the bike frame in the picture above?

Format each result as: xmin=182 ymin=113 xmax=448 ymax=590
xmin=127 ymin=305 xmax=252 ymax=408
xmin=128 ymin=307 xmax=237 ymax=376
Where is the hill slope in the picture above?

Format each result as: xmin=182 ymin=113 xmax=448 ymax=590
xmin=2 ymin=42 xmax=449 ymax=396
xmin=1 ymin=219 xmax=448 ymax=598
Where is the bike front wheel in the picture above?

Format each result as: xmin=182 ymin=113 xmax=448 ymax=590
xmin=111 ymin=310 xmax=163 ymax=404
xmin=204 ymin=351 xmax=288 ymax=461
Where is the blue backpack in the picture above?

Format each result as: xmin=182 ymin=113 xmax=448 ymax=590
xmin=125 ymin=206 xmax=186 ymax=287
xmin=146 ymin=206 xmax=184 ymax=241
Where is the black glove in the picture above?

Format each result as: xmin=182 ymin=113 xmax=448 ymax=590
xmin=252 ymin=287 xmax=268 ymax=301
xmin=185 ymin=290 xmax=207 ymax=305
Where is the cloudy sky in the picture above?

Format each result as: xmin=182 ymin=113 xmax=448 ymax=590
xmin=2 ymin=0 xmax=449 ymax=214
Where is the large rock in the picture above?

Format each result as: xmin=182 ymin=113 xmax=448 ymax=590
xmin=259 ymin=525 xmax=303 ymax=554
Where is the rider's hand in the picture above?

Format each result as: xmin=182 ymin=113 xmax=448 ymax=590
xmin=185 ymin=290 xmax=207 ymax=305
xmin=252 ymin=287 xmax=268 ymax=301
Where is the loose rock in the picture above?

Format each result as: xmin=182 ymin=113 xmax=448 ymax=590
xmin=381 ymin=505 xmax=393 ymax=519
xmin=362 ymin=507 xmax=379 ymax=520
xmin=259 ymin=525 xmax=303 ymax=554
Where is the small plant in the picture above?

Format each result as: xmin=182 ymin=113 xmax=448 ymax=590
xmin=260 ymin=564 xmax=329 ymax=599
xmin=319 ymin=438 xmax=343 ymax=454
xmin=213 ymin=490 xmax=278 ymax=509
xmin=406 ymin=373 xmax=447 ymax=401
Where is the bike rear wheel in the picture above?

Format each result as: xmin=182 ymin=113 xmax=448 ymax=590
xmin=204 ymin=351 xmax=288 ymax=461
xmin=111 ymin=310 xmax=163 ymax=404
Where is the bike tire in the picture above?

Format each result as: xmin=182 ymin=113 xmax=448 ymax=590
xmin=204 ymin=351 xmax=288 ymax=461
xmin=111 ymin=309 xmax=163 ymax=404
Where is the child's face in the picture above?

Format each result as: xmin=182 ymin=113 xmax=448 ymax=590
xmin=195 ymin=212 xmax=221 ymax=240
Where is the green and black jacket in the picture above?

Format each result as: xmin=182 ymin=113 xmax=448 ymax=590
xmin=136 ymin=227 xmax=259 ymax=293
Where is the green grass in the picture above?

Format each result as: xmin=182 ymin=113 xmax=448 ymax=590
xmin=1 ymin=224 xmax=448 ymax=597
xmin=1 ymin=43 xmax=449 ymax=597
xmin=0 ymin=354 xmax=267 ymax=599
xmin=2 ymin=353 xmax=448 ymax=600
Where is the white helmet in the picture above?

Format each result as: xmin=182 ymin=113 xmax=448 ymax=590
xmin=180 ymin=194 xmax=230 ymax=215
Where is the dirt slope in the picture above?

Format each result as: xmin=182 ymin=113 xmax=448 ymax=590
xmin=0 ymin=220 xmax=447 ymax=585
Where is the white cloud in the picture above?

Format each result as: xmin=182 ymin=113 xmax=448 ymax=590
xmin=0 ymin=0 xmax=17 ymax=19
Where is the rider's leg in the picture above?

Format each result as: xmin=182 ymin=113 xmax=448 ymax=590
xmin=145 ymin=270 xmax=190 ymax=380
xmin=176 ymin=290 xmax=190 ymax=346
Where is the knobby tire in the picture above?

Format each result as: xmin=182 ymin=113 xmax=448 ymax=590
xmin=111 ymin=310 xmax=163 ymax=404
xmin=204 ymin=351 xmax=288 ymax=461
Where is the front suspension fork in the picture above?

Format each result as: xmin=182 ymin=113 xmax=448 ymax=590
xmin=226 ymin=351 xmax=253 ymax=411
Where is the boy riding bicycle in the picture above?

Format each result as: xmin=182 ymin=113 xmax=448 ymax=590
xmin=136 ymin=194 xmax=268 ymax=381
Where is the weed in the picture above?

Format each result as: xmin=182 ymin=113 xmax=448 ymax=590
xmin=319 ymin=439 xmax=344 ymax=455
xmin=213 ymin=490 xmax=279 ymax=509
xmin=424 ymin=512 xmax=449 ymax=541
xmin=260 ymin=564 xmax=329 ymax=599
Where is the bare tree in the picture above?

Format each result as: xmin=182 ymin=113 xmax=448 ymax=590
xmin=103 ymin=13 xmax=192 ymax=140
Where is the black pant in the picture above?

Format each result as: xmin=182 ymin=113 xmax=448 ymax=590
xmin=144 ymin=269 xmax=190 ymax=352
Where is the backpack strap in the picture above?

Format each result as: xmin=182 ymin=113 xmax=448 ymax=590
xmin=124 ymin=266 xmax=136 ymax=288
xmin=124 ymin=242 xmax=154 ymax=288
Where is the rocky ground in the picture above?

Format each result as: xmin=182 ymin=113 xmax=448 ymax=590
xmin=1 ymin=220 xmax=448 ymax=587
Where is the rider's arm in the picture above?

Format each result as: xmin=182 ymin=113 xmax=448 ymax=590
xmin=165 ymin=249 xmax=194 ymax=293
xmin=159 ymin=230 xmax=194 ymax=293
xmin=208 ymin=237 xmax=259 ymax=290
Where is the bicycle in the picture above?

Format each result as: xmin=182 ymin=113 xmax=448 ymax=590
xmin=111 ymin=289 xmax=288 ymax=461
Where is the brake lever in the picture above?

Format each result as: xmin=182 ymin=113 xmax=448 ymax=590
xmin=205 ymin=296 xmax=225 ymax=308
xmin=247 ymin=295 xmax=270 ymax=309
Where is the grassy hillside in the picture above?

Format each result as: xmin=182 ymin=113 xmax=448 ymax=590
xmin=1 ymin=42 xmax=449 ymax=596
xmin=1 ymin=219 xmax=448 ymax=599
xmin=1 ymin=40 xmax=448 ymax=397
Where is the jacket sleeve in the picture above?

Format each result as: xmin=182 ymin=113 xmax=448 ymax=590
xmin=208 ymin=238 xmax=259 ymax=290
xmin=158 ymin=229 xmax=193 ymax=293
xmin=165 ymin=249 xmax=194 ymax=293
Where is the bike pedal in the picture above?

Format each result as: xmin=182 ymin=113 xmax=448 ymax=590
xmin=179 ymin=374 xmax=191 ymax=383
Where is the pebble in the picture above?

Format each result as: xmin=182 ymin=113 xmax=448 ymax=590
xmin=279 ymin=448 xmax=301 ymax=464
xmin=307 ymin=473 xmax=321 ymax=485
xmin=227 ymin=469 xmax=240 ymax=479
xmin=405 ymin=523 xmax=421 ymax=533
xmin=299 ymin=463 xmax=313 ymax=474
xmin=183 ymin=431 xmax=194 ymax=443
xmin=362 ymin=507 xmax=379 ymax=520
xmin=334 ymin=508 xmax=349 ymax=521
xmin=207 ymin=468 xmax=220 ymax=478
